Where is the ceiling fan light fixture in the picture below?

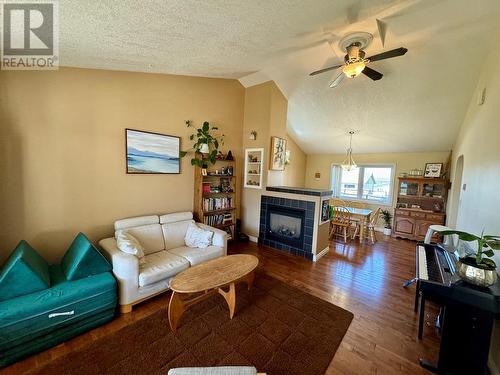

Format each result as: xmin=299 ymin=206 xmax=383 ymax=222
xmin=343 ymin=60 xmax=365 ymax=78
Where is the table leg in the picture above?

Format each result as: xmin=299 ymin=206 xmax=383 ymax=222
xmin=168 ymin=291 xmax=185 ymax=331
xmin=218 ymin=282 xmax=236 ymax=319
xmin=245 ymin=271 xmax=255 ymax=290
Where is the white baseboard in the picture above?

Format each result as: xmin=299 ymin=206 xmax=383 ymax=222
xmin=313 ymin=246 xmax=329 ymax=262
xmin=248 ymin=235 xmax=258 ymax=243
xmin=489 ymin=358 xmax=500 ymax=375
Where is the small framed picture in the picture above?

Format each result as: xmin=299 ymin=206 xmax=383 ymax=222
xmin=270 ymin=136 xmax=287 ymax=171
xmin=424 ymin=163 xmax=443 ymax=178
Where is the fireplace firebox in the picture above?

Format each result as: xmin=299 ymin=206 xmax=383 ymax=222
xmin=265 ymin=205 xmax=305 ymax=248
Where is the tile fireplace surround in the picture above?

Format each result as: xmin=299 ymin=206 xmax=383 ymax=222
xmin=259 ymin=187 xmax=332 ymax=261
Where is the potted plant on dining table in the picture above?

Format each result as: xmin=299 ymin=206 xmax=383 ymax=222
xmin=438 ymin=229 xmax=500 ymax=287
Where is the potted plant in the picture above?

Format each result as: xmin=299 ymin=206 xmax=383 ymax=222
xmin=380 ymin=209 xmax=392 ymax=236
xmin=438 ymin=230 xmax=500 ymax=287
xmin=180 ymin=120 xmax=224 ymax=167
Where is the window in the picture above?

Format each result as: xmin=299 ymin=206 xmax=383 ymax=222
xmin=331 ymin=164 xmax=394 ymax=205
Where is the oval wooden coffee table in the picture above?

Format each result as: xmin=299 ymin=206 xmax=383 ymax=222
xmin=168 ymin=254 xmax=259 ymax=331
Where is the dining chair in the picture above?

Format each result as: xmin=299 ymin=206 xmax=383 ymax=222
xmin=352 ymin=207 xmax=381 ymax=244
xmin=330 ymin=206 xmax=352 ymax=243
xmin=346 ymin=201 xmax=367 ymax=209
xmin=329 ymin=198 xmax=347 ymax=207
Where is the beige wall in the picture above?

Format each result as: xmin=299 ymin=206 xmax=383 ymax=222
xmin=0 ymin=67 xmax=244 ymax=264
xmin=240 ymin=81 xmax=306 ymax=237
xmin=445 ymin=31 xmax=500 ymax=373
xmin=305 ymin=151 xmax=450 ymax=224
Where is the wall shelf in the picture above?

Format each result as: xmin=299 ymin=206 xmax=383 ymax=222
xmin=244 ymin=148 xmax=264 ymax=189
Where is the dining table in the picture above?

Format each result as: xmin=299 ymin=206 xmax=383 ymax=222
xmin=332 ymin=206 xmax=373 ymax=243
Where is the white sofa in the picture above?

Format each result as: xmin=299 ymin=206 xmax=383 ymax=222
xmin=99 ymin=212 xmax=227 ymax=313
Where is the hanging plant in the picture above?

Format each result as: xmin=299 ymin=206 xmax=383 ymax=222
xmin=180 ymin=120 xmax=225 ymax=167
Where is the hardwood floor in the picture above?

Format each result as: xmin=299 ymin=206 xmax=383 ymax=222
xmin=1 ymin=235 xmax=439 ymax=375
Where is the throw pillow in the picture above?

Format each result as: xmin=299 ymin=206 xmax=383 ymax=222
xmin=116 ymin=231 xmax=146 ymax=264
xmin=60 ymin=232 xmax=112 ymax=281
xmin=0 ymin=240 xmax=50 ymax=302
xmin=184 ymin=222 xmax=214 ymax=248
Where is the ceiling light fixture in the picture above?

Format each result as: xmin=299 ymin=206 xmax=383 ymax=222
xmin=341 ymin=131 xmax=357 ymax=171
xmin=343 ymin=60 xmax=366 ymax=78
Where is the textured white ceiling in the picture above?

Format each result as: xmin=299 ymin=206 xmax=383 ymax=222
xmin=58 ymin=0 xmax=500 ymax=154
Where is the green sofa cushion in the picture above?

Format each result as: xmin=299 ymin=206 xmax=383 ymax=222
xmin=0 ymin=265 xmax=117 ymax=353
xmin=60 ymin=232 xmax=111 ymax=281
xmin=0 ymin=240 xmax=50 ymax=302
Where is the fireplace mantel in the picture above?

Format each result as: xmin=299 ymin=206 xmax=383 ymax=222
xmin=266 ymin=186 xmax=332 ymax=197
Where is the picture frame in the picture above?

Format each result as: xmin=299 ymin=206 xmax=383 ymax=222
xmin=424 ymin=163 xmax=443 ymax=178
xmin=270 ymin=136 xmax=287 ymax=171
xmin=125 ymin=128 xmax=180 ymax=174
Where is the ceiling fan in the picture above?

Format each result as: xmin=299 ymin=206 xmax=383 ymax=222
xmin=309 ymin=34 xmax=408 ymax=88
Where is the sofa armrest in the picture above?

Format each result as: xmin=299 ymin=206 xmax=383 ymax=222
xmin=99 ymin=237 xmax=139 ymax=304
xmin=197 ymin=223 xmax=228 ymax=255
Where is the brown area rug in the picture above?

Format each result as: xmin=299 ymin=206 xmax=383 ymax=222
xmin=31 ymin=273 xmax=353 ymax=375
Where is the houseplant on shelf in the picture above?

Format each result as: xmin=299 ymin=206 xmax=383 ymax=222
xmin=380 ymin=209 xmax=392 ymax=236
xmin=438 ymin=229 xmax=500 ymax=287
xmin=180 ymin=120 xmax=225 ymax=167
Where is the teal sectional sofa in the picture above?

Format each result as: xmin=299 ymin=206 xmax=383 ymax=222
xmin=0 ymin=233 xmax=117 ymax=368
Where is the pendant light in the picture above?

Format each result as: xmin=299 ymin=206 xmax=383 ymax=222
xmin=341 ymin=131 xmax=357 ymax=171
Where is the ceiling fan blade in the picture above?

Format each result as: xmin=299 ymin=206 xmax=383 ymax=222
xmin=309 ymin=64 xmax=343 ymax=76
xmin=367 ymin=47 xmax=408 ymax=62
xmin=329 ymin=72 xmax=345 ymax=88
xmin=362 ymin=66 xmax=383 ymax=81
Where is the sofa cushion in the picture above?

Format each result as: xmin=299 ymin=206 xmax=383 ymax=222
xmin=61 ymin=233 xmax=112 ymax=281
xmin=0 ymin=241 xmax=50 ymax=302
xmin=168 ymin=246 xmax=224 ymax=267
xmin=114 ymin=215 xmax=159 ymax=231
xmin=160 ymin=212 xmax=193 ymax=224
xmin=168 ymin=367 xmax=257 ymax=375
xmin=162 ymin=220 xmax=195 ymax=250
xmin=117 ymin=224 xmax=164 ymax=255
xmin=0 ymin=264 xmax=116 ymax=354
xmin=139 ymin=251 xmax=189 ymax=287
xmin=116 ymin=231 xmax=146 ymax=264
xmin=185 ymin=222 xmax=214 ymax=248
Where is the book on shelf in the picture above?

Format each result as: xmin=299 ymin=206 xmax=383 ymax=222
xmin=202 ymin=212 xmax=233 ymax=227
xmin=202 ymin=182 xmax=211 ymax=194
xmin=203 ymin=196 xmax=233 ymax=211
xmin=224 ymin=227 xmax=233 ymax=240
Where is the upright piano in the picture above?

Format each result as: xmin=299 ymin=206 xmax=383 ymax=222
xmin=415 ymin=242 xmax=500 ymax=374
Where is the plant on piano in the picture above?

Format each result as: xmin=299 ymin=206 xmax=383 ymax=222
xmin=438 ymin=230 xmax=500 ymax=269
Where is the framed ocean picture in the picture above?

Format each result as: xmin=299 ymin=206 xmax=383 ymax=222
xmin=125 ymin=129 xmax=180 ymax=174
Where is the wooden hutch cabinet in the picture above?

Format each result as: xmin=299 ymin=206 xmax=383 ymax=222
xmin=392 ymin=177 xmax=448 ymax=241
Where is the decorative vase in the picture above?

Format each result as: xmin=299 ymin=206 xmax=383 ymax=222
xmin=383 ymin=228 xmax=392 ymax=236
xmin=456 ymin=257 xmax=497 ymax=287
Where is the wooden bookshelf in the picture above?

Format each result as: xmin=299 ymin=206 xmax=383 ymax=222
xmin=193 ymin=157 xmax=237 ymax=240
